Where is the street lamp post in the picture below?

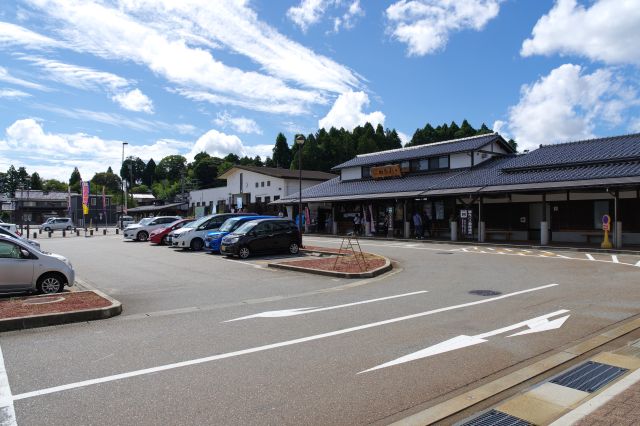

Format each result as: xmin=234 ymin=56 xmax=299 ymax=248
xmin=121 ymin=142 xmax=128 ymax=228
xmin=295 ymin=134 xmax=305 ymax=242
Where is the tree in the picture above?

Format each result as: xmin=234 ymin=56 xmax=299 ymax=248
xmin=508 ymin=139 xmax=518 ymax=151
xmin=193 ymin=157 xmax=219 ymax=188
xmin=6 ymin=166 xmax=20 ymax=197
xmin=142 ymin=158 xmax=156 ymax=186
xmin=43 ymin=179 xmax=68 ymax=192
xmin=272 ymin=133 xmax=292 ymax=169
xmin=30 ymin=172 xmax=43 ymax=190
xmin=120 ymin=156 xmax=145 ymax=188
xmin=131 ymin=184 xmax=150 ymax=193
xmin=69 ymin=167 xmax=81 ymax=186
xmin=91 ymin=172 xmax=122 ymax=193
xmin=155 ymin=155 xmax=187 ymax=182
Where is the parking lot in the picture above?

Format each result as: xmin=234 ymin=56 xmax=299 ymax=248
xmin=1 ymin=234 xmax=640 ymax=425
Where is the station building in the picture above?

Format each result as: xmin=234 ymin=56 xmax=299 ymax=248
xmin=275 ymin=133 xmax=640 ymax=248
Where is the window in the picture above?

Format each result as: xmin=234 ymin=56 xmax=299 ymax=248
xmin=362 ymin=167 xmax=371 ymax=178
xmin=255 ymin=222 xmax=274 ymax=235
xmin=400 ymin=161 xmax=410 ymax=173
xmin=91 ymin=198 xmax=96 ymax=206
xmin=439 ymin=156 xmax=449 ymax=169
xmin=105 ymin=199 xmax=110 ymax=206
xmin=274 ymin=195 xmax=280 ymax=201
xmin=410 ymin=159 xmax=429 ymax=172
xmin=267 ymin=181 xmax=271 ymax=186
xmin=261 ymin=181 xmax=265 ymax=187
xmin=255 ymin=197 xmax=262 ymax=203
xmin=255 ymin=182 xmax=258 ymax=188
xmin=0 ymin=241 xmax=21 ymax=259
xmin=265 ymin=196 xmax=271 ymax=203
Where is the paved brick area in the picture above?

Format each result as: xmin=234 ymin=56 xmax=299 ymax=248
xmin=575 ymin=381 xmax=640 ymax=426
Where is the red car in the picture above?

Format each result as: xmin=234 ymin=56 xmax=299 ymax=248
xmin=149 ymin=218 xmax=193 ymax=245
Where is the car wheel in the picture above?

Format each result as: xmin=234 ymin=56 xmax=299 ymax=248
xmin=66 ymin=226 xmax=72 ymax=230
xmin=160 ymin=236 xmax=167 ymax=246
xmin=190 ymin=238 xmax=204 ymax=251
xmin=37 ymin=273 xmax=65 ymax=294
xmin=137 ymin=231 xmax=149 ymax=242
xmin=288 ymin=242 xmax=300 ymax=255
xmin=44 ymin=227 xmax=51 ymax=232
xmin=238 ymin=246 xmax=251 ymax=259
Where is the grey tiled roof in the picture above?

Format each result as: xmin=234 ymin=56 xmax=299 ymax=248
xmin=279 ymin=133 xmax=640 ymax=202
xmin=332 ymin=133 xmax=509 ymax=169
xmin=503 ymin=133 xmax=640 ymax=170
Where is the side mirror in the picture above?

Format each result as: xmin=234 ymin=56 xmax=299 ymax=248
xmin=20 ymin=249 xmax=31 ymax=258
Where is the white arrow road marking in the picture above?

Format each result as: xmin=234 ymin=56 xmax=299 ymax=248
xmin=225 ymin=291 xmax=428 ymax=322
xmin=0 ymin=345 xmax=17 ymax=426
xmin=360 ymin=310 xmax=570 ymax=373
xmin=636 ymin=260 xmax=640 ymax=267
xmin=12 ymin=284 xmax=558 ymax=401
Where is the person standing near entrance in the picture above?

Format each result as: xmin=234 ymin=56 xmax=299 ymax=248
xmin=353 ymin=213 xmax=361 ymax=235
xmin=413 ymin=211 xmax=423 ymax=239
xmin=423 ymin=209 xmax=432 ymax=238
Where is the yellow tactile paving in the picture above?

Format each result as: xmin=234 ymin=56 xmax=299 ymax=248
xmin=497 ymin=393 xmax=567 ymax=425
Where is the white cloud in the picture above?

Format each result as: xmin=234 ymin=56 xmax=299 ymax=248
xmin=20 ymin=56 xmax=154 ymax=114
xmin=397 ymin=131 xmax=410 ymax=145
xmin=0 ymin=21 xmax=63 ymax=49
xmin=112 ymin=89 xmax=154 ymax=114
xmin=521 ymin=0 xmax=640 ymax=66
xmin=0 ymin=118 xmax=189 ymax=180
xmin=288 ymin=0 xmax=328 ymax=31
xmin=0 ymin=66 xmax=47 ymax=90
xmin=214 ymin=112 xmax=262 ymax=135
xmin=318 ymin=90 xmax=385 ymax=130
xmin=287 ymin=0 xmax=364 ymax=33
xmin=188 ymin=129 xmax=272 ymax=160
xmin=0 ymin=88 xmax=31 ymax=99
xmin=503 ymin=64 xmax=638 ymax=151
xmin=22 ymin=0 xmax=356 ymax=114
xmin=386 ymin=0 xmax=502 ymax=56
xmin=20 ymin=57 xmax=129 ymax=91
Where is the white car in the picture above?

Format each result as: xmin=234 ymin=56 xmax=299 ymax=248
xmin=123 ymin=216 xmax=181 ymax=242
xmin=120 ymin=215 xmax=135 ymax=229
xmin=171 ymin=213 xmax=255 ymax=251
xmin=0 ymin=226 xmax=41 ymax=249
xmin=39 ymin=217 xmax=73 ymax=231
xmin=0 ymin=220 xmax=18 ymax=234
xmin=0 ymin=234 xmax=75 ymax=294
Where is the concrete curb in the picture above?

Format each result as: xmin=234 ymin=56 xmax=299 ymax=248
xmin=389 ymin=316 xmax=640 ymax=426
xmin=267 ymin=256 xmax=392 ymax=279
xmin=0 ymin=281 xmax=122 ymax=332
xmin=302 ymin=234 xmax=640 ymax=256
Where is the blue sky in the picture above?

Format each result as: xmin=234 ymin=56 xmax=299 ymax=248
xmin=0 ymin=0 xmax=639 ymax=181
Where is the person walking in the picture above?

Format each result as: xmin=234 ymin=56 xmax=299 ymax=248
xmin=413 ymin=211 xmax=423 ymax=239
xmin=353 ymin=213 xmax=361 ymax=235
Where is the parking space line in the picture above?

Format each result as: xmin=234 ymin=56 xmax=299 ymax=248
xmin=636 ymin=260 xmax=640 ymax=267
xmin=12 ymin=284 xmax=559 ymax=401
xmin=0 ymin=345 xmax=17 ymax=426
xmin=612 ymin=255 xmax=619 ymax=263
xmin=586 ymin=254 xmax=595 ymax=261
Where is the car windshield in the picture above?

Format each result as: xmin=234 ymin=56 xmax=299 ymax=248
xmin=189 ymin=215 xmax=214 ymax=229
xmin=139 ymin=218 xmax=153 ymax=225
xmin=233 ymin=221 xmax=258 ymax=235
xmin=219 ymin=218 xmax=243 ymax=232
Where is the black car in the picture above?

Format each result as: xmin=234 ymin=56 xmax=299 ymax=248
xmin=219 ymin=218 xmax=301 ymax=259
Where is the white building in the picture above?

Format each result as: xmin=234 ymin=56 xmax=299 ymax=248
xmin=188 ymin=165 xmax=336 ymax=215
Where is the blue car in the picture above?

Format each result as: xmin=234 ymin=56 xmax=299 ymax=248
xmin=204 ymin=215 xmax=275 ymax=253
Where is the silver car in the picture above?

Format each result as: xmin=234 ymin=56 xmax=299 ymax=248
xmin=0 ymin=226 xmax=41 ymax=250
xmin=39 ymin=217 xmax=73 ymax=232
xmin=0 ymin=235 xmax=75 ymax=294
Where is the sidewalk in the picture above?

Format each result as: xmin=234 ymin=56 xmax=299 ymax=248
xmin=551 ymin=340 xmax=640 ymax=425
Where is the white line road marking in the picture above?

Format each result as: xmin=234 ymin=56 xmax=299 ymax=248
xmin=225 ymin=290 xmax=429 ymax=322
xmin=612 ymin=255 xmax=619 ymax=263
xmin=360 ymin=310 xmax=570 ymax=373
xmin=0 ymin=345 xmax=17 ymax=426
xmin=586 ymin=254 xmax=595 ymax=261
xmin=12 ymin=284 xmax=559 ymax=401
xmin=636 ymin=260 xmax=640 ymax=267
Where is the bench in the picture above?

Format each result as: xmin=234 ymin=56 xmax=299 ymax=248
xmin=557 ymin=229 xmax=603 ymax=243
xmin=485 ymin=229 xmax=512 ymax=241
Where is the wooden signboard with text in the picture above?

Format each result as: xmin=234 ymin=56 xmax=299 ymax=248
xmin=371 ymin=164 xmax=402 ymax=179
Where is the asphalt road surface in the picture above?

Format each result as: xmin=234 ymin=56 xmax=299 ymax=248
xmin=1 ymin=234 xmax=639 ymax=425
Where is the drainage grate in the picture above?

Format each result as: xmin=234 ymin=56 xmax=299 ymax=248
xmin=551 ymin=361 xmax=628 ymax=393
xmin=469 ymin=290 xmax=502 ymax=297
xmin=461 ymin=409 xmax=531 ymax=426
